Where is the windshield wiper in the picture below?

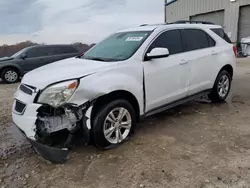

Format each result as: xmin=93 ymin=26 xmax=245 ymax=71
xmin=89 ymin=57 xmax=108 ymax=62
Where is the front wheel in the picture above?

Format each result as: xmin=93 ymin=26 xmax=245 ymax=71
xmin=92 ymin=99 xmax=136 ymax=150
xmin=1 ymin=68 xmax=20 ymax=84
xmin=208 ymin=70 xmax=232 ymax=102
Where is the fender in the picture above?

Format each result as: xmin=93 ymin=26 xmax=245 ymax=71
xmin=211 ymin=48 xmax=235 ymax=85
xmin=69 ymin=66 xmax=144 ymax=115
xmin=0 ymin=62 xmax=23 ymax=75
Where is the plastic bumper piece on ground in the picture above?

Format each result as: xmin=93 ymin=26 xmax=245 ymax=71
xmin=27 ymin=138 xmax=69 ymax=164
xmin=15 ymin=124 xmax=69 ymax=164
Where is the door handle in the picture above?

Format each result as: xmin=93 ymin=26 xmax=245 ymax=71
xmin=180 ymin=59 xmax=188 ymax=65
xmin=211 ymin=51 xmax=218 ymax=55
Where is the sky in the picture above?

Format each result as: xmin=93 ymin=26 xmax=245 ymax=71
xmin=0 ymin=0 xmax=164 ymax=45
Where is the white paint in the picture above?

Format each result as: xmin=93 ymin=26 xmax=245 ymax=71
xmin=144 ymin=52 xmax=190 ymax=111
xmin=13 ymin=23 xmax=236 ymax=138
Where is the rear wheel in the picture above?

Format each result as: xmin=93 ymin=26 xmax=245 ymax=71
xmin=1 ymin=68 xmax=20 ymax=84
xmin=208 ymin=70 xmax=231 ymax=102
xmin=92 ymin=99 xmax=136 ymax=150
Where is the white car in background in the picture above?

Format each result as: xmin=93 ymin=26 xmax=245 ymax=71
xmin=12 ymin=20 xmax=236 ymax=163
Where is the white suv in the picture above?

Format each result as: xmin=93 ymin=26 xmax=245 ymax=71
xmin=12 ymin=21 xmax=236 ymax=163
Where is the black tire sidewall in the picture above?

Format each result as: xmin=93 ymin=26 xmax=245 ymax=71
xmin=1 ymin=68 xmax=19 ymax=84
xmin=92 ymin=99 xmax=136 ymax=149
xmin=211 ymin=70 xmax=232 ymax=101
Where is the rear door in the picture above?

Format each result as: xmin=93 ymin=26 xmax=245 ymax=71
xmin=44 ymin=46 xmax=64 ymax=64
xmin=180 ymin=28 xmax=217 ymax=95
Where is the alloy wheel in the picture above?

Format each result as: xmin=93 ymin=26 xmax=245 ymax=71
xmin=103 ymin=107 xmax=132 ymax=144
xmin=4 ymin=70 xmax=18 ymax=82
xmin=217 ymin=75 xmax=230 ymax=98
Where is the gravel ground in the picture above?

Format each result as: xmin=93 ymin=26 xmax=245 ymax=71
xmin=1 ymin=58 xmax=250 ymax=188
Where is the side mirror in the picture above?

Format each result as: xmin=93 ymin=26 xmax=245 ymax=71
xmin=76 ymin=52 xmax=84 ymax=58
xmin=20 ymin=53 xmax=27 ymax=59
xmin=146 ymin=47 xmax=169 ymax=60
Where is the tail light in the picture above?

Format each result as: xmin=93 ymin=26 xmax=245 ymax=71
xmin=233 ymin=46 xmax=237 ymax=57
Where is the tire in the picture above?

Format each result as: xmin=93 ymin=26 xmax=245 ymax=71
xmin=1 ymin=68 xmax=20 ymax=84
xmin=92 ymin=99 xmax=136 ymax=150
xmin=208 ymin=70 xmax=232 ymax=102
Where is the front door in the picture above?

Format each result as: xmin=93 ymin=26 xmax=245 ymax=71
xmin=143 ymin=29 xmax=191 ymax=112
xmin=20 ymin=47 xmax=49 ymax=73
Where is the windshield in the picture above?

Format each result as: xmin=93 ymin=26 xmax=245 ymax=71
xmin=83 ymin=31 xmax=151 ymax=61
xmin=11 ymin=48 xmax=28 ymax=58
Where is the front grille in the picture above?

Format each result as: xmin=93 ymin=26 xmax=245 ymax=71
xmin=14 ymin=100 xmax=26 ymax=114
xmin=20 ymin=84 xmax=33 ymax=95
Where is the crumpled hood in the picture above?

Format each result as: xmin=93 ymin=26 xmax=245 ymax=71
xmin=22 ymin=57 xmax=118 ymax=89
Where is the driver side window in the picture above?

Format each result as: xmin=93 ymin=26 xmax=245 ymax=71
xmin=26 ymin=47 xmax=49 ymax=58
xmin=148 ymin=29 xmax=183 ymax=55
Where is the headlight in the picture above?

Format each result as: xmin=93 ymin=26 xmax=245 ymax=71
xmin=37 ymin=80 xmax=79 ymax=108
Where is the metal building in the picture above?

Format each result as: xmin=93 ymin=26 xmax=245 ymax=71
xmin=165 ymin=0 xmax=250 ymax=43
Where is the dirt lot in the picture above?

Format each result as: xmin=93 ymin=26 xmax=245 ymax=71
xmin=1 ymin=58 xmax=250 ymax=188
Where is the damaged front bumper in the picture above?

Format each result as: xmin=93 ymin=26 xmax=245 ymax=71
xmin=12 ymin=101 xmax=93 ymax=164
xmin=14 ymin=123 xmax=70 ymax=163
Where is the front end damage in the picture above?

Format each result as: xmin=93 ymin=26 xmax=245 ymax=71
xmin=15 ymin=102 xmax=93 ymax=164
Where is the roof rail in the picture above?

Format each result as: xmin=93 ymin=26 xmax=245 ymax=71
xmin=140 ymin=23 xmax=172 ymax=27
xmin=140 ymin=20 xmax=214 ymax=27
xmin=174 ymin=20 xmax=215 ymax=25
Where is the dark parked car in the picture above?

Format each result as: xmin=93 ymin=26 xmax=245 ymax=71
xmin=0 ymin=44 xmax=81 ymax=83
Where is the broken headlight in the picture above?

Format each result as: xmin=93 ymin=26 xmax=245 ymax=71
xmin=37 ymin=80 xmax=79 ymax=108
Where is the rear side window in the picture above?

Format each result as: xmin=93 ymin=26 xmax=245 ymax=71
xmin=48 ymin=46 xmax=79 ymax=55
xmin=181 ymin=29 xmax=215 ymax=52
xmin=47 ymin=47 xmax=61 ymax=55
xmin=211 ymin=28 xmax=224 ymax=38
xmin=211 ymin=28 xmax=232 ymax=43
xmin=148 ymin=29 xmax=183 ymax=55
xmin=61 ymin=46 xmax=78 ymax=54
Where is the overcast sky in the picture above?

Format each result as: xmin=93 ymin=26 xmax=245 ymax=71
xmin=0 ymin=0 xmax=164 ymax=45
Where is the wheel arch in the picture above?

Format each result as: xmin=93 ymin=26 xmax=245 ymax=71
xmin=91 ymin=90 xmax=141 ymax=123
xmin=0 ymin=65 xmax=21 ymax=76
xmin=219 ymin=64 xmax=233 ymax=79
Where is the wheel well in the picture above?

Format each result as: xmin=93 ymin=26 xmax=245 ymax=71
xmin=0 ymin=66 xmax=20 ymax=76
xmin=220 ymin=64 xmax=233 ymax=78
xmin=91 ymin=90 xmax=140 ymax=122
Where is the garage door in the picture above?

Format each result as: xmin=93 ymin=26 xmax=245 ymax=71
xmin=238 ymin=6 xmax=250 ymax=41
xmin=190 ymin=10 xmax=224 ymax=26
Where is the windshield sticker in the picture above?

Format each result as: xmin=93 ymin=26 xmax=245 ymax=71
xmin=125 ymin=37 xmax=143 ymax=41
